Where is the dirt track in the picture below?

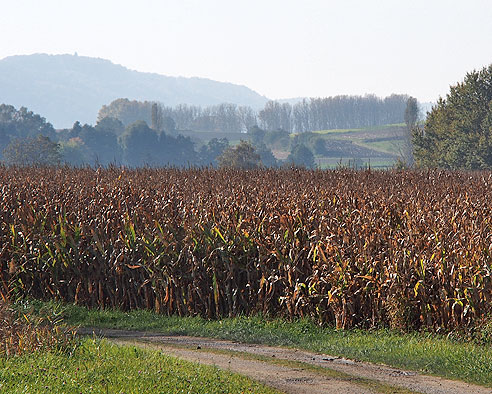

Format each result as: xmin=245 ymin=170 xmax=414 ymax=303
xmin=79 ymin=327 xmax=491 ymax=394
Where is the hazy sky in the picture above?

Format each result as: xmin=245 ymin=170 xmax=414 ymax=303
xmin=1 ymin=0 xmax=491 ymax=102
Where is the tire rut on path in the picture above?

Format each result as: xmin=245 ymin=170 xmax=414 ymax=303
xmin=114 ymin=339 xmax=374 ymax=394
xmin=78 ymin=327 xmax=491 ymax=394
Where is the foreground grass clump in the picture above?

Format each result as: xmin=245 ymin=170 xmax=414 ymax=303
xmin=0 ymin=337 xmax=278 ymax=394
xmin=0 ymin=300 xmax=76 ymax=357
xmin=61 ymin=303 xmax=492 ymax=387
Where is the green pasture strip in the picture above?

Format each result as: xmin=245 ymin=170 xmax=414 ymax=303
xmin=354 ymin=140 xmax=402 ymax=155
xmin=312 ymin=128 xmax=363 ymax=134
xmin=0 ymin=337 xmax=279 ymax=394
xmin=47 ymin=303 xmax=492 ymax=388
xmin=296 ymin=128 xmax=362 ymax=135
xmin=306 ymin=123 xmax=406 ymax=135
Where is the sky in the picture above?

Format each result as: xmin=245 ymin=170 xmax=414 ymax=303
xmin=1 ymin=0 xmax=491 ymax=103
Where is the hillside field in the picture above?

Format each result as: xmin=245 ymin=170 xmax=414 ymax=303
xmin=184 ymin=124 xmax=407 ymax=168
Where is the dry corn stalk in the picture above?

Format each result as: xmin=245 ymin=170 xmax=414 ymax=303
xmin=0 ymin=166 xmax=491 ymax=332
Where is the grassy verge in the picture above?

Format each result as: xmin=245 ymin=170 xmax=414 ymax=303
xmin=37 ymin=302 xmax=492 ymax=387
xmin=0 ymin=337 xmax=279 ymax=394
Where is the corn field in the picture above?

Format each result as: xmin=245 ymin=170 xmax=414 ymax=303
xmin=1 ymin=166 xmax=491 ymax=331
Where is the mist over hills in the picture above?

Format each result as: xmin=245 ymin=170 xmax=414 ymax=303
xmin=0 ymin=54 xmax=269 ymax=128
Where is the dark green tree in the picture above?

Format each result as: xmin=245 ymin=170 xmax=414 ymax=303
xmin=199 ymin=138 xmax=229 ymax=167
xmin=3 ymin=135 xmax=61 ymax=166
xmin=0 ymin=105 xmax=56 ymax=160
xmin=264 ymin=129 xmax=290 ymax=150
xmin=59 ymin=138 xmax=90 ymax=166
xmin=119 ymin=121 xmax=159 ymax=166
xmin=0 ymin=105 xmax=56 ymax=140
xmin=158 ymin=132 xmax=195 ymax=167
xmin=0 ymin=129 xmax=9 ymax=156
xmin=254 ymin=142 xmax=278 ymax=168
xmin=247 ymin=125 xmax=266 ymax=145
xmin=286 ymin=144 xmax=316 ymax=168
xmin=119 ymin=120 xmax=197 ymax=167
xmin=79 ymin=124 xmax=121 ymax=165
xmin=413 ymin=64 xmax=492 ymax=169
xmin=95 ymin=117 xmax=125 ymax=136
xmin=218 ymin=140 xmax=261 ymax=169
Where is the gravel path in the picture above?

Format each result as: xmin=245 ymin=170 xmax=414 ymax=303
xmin=79 ymin=327 xmax=491 ymax=394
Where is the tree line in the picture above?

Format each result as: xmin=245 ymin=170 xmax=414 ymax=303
xmin=99 ymin=94 xmax=410 ymax=134
xmin=0 ymin=91 xmax=414 ymax=170
xmin=3 ymin=59 xmax=491 ymax=171
xmin=0 ymin=104 xmax=294 ymax=168
xmin=98 ymin=100 xmax=257 ymax=133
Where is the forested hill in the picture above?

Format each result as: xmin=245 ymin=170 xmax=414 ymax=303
xmin=0 ymin=54 xmax=268 ymax=128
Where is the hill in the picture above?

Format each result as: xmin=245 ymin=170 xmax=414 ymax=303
xmin=0 ymin=54 xmax=268 ymax=128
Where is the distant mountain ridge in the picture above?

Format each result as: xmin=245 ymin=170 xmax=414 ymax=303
xmin=0 ymin=54 xmax=269 ymax=128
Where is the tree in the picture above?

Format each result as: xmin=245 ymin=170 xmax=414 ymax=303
xmin=264 ymin=129 xmax=290 ymax=150
xmin=258 ymin=101 xmax=292 ymax=132
xmin=217 ymin=140 xmax=261 ymax=169
xmin=247 ymin=125 xmax=266 ymax=145
xmin=396 ymin=97 xmax=419 ymax=167
xmin=158 ymin=132 xmax=196 ymax=167
xmin=97 ymin=99 xmax=154 ymax=126
xmin=404 ymin=97 xmax=419 ymax=130
xmin=199 ymin=138 xmax=229 ymax=167
xmin=3 ymin=135 xmax=61 ymax=166
xmin=286 ymin=144 xmax=316 ymax=169
xmin=119 ymin=121 xmax=159 ymax=166
xmin=59 ymin=137 xmax=90 ymax=166
xmin=0 ymin=129 xmax=9 ymax=157
xmin=162 ymin=116 xmax=176 ymax=133
xmin=0 ymin=105 xmax=56 ymax=140
xmin=413 ymin=64 xmax=492 ymax=169
xmin=151 ymin=103 xmax=163 ymax=131
xmin=119 ymin=120 xmax=198 ymax=167
xmin=254 ymin=143 xmax=278 ymax=168
xmin=79 ymin=124 xmax=121 ymax=165
xmin=95 ymin=117 xmax=125 ymax=136
xmin=0 ymin=104 xmax=56 ymax=160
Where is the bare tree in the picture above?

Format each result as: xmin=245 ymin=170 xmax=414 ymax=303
xmin=151 ymin=103 xmax=163 ymax=131
xmin=394 ymin=97 xmax=420 ymax=167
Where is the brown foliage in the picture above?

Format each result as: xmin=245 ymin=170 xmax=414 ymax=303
xmin=0 ymin=166 xmax=491 ymax=332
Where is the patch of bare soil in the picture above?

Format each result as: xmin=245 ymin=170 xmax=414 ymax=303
xmin=78 ymin=328 xmax=491 ymax=394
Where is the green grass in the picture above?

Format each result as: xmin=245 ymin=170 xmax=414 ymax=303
xmin=355 ymin=140 xmax=403 ymax=155
xmin=45 ymin=302 xmax=492 ymax=387
xmin=311 ymin=127 xmax=363 ymax=135
xmin=0 ymin=337 xmax=279 ymax=394
xmin=306 ymin=123 xmax=406 ymax=135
